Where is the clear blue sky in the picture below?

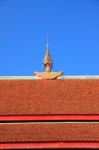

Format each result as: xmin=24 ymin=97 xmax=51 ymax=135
xmin=0 ymin=0 xmax=99 ymax=76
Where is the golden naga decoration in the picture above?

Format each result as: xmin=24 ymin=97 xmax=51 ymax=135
xmin=34 ymin=39 xmax=63 ymax=79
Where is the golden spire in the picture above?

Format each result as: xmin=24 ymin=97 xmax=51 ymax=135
xmin=34 ymin=38 xmax=63 ymax=79
xmin=43 ymin=37 xmax=53 ymax=72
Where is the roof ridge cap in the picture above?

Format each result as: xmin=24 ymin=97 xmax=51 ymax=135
xmin=0 ymin=76 xmax=99 ymax=80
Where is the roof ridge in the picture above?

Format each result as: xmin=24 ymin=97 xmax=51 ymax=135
xmin=0 ymin=76 xmax=99 ymax=79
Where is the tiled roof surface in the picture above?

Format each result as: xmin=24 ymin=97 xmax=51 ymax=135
xmin=0 ymin=79 xmax=99 ymax=115
xmin=0 ymin=122 xmax=99 ymax=142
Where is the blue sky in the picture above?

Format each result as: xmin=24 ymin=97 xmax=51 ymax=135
xmin=0 ymin=0 xmax=99 ymax=76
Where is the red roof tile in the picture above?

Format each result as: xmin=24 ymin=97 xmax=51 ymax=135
xmin=0 ymin=79 xmax=99 ymax=115
xmin=0 ymin=122 xmax=99 ymax=142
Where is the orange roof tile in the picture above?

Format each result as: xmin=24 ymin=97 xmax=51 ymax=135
xmin=0 ymin=122 xmax=99 ymax=142
xmin=0 ymin=78 xmax=99 ymax=115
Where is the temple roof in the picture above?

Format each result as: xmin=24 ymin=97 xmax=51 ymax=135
xmin=0 ymin=76 xmax=99 ymax=116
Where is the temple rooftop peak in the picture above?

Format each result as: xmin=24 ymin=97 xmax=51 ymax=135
xmin=34 ymin=39 xmax=63 ymax=79
xmin=43 ymin=37 xmax=53 ymax=72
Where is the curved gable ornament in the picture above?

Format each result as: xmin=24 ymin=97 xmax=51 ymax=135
xmin=34 ymin=39 xmax=63 ymax=79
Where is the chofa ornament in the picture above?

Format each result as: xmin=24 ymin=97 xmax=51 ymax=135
xmin=34 ymin=39 xmax=63 ymax=79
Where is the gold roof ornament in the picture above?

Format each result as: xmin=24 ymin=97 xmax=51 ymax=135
xmin=43 ymin=38 xmax=53 ymax=72
xmin=34 ymin=38 xmax=63 ymax=79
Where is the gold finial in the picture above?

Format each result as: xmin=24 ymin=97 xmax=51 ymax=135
xmin=34 ymin=38 xmax=63 ymax=79
xmin=43 ymin=37 xmax=53 ymax=72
